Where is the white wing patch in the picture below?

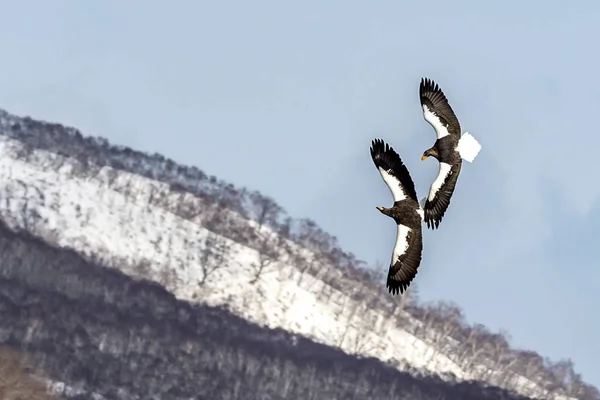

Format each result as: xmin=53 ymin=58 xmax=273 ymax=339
xmin=391 ymin=224 xmax=411 ymax=264
xmin=428 ymin=162 xmax=452 ymax=201
xmin=457 ymin=132 xmax=482 ymax=163
xmin=422 ymin=104 xmax=449 ymax=139
xmin=378 ymin=166 xmax=406 ymax=202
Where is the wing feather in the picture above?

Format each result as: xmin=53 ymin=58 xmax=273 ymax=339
xmin=387 ymin=223 xmax=423 ymax=295
xmin=419 ymin=78 xmax=461 ymax=139
xmin=370 ymin=139 xmax=418 ymax=202
xmin=424 ymin=162 xmax=462 ymax=229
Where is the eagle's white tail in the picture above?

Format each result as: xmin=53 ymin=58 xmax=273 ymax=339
xmin=457 ymin=132 xmax=481 ymax=163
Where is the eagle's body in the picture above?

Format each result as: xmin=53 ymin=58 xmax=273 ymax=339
xmin=419 ymin=77 xmax=481 ymax=229
xmin=370 ymin=138 xmax=424 ymax=295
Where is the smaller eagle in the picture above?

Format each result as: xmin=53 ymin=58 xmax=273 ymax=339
xmin=370 ymin=138 xmax=424 ymax=295
xmin=419 ymin=77 xmax=482 ymax=230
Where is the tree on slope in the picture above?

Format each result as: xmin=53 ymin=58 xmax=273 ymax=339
xmin=198 ymin=231 xmax=234 ymax=287
xmin=249 ymin=231 xmax=282 ymax=284
xmin=248 ymin=191 xmax=283 ymax=230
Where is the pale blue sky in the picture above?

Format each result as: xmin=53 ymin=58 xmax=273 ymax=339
xmin=0 ymin=0 xmax=598 ymax=387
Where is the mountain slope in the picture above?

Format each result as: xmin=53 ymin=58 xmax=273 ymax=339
xmin=0 ymin=109 xmax=596 ymax=400
xmin=0 ymin=219 xmax=537 ymax=400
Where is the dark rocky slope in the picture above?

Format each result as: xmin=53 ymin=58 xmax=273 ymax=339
xmin=0 ymin=219 xmax=533 ymax=400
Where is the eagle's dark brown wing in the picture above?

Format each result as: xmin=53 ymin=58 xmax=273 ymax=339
xmin=424 ymin=161 xmax=462 ymax=229
xmin=420 ymin=78 xmax=461 ymax=139
xmin=387 ymin=223 xmax=423 ymax=295
xmin=370 ymin=138 xmax=418 ymax=203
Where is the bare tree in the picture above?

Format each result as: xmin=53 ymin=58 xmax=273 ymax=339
xmin=219 ymin=185 xmax=248 ymax=218
xmin=335 ymin=300 xmax=363 ymax=347
xmin=249 ymin=231 xmax=281 ymax=284
xmin=294 ymin=218 xmax=330 ymax=254
xmin=476 ymin=331 xmax=511 ymax=384
xmin=316 ymin=275 xmax=335 ymax=303
xmin=496 ymin=351 xmax=521 ymax=389
xmin=486 ymin=330 xmax=510 ymax=369
xmin=277 ymin=216 xmax=293 ymax=239
xmin=198 ymin=232 xmax=233 ymax=287
xmin=347 ymin=324 xmax=377 ymax=355
xmin=293 ymin=252 xmax=319 ymax=285
xmin=512 ymin=350 xmax=545 ymax=383
xmin=548 ymin=358 xmax=582 ymax=396
xmin=248 ymin=191 xmax=283 ymax=229
xmin=456 ymin=323 xmax=489 ymax=370
xmin=424 ymin=300 xmax=464 ymax=345
xmin=579 ymin=383 xmax=600 ymax=400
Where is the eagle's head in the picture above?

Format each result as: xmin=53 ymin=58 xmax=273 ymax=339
xmin=376 ymin=206 xmax=393 ymax=218
xmin=421 ymin=147 xmax=439 ymax=161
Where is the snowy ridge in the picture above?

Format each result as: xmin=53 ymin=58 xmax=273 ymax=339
xmin=0 ymin=134 xmax=584 ymax=400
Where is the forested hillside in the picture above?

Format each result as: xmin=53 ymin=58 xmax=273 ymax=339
xmin=0 ymin=220 xmax=537 ymax=400
xmin=0 ymin=109 xmax=596 ymax=400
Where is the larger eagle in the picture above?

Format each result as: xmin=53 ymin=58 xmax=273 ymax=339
xmin=370 ymin=138 xmax=424 ymax=295
xmin=419 ymin=77 xmax=482 ymax=229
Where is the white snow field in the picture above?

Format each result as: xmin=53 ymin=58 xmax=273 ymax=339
xmin=0 ymin=135 xmax=575 ymax=400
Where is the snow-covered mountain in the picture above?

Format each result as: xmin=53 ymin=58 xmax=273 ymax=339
xmin=0 ymin=109 xmax=596 ymax=400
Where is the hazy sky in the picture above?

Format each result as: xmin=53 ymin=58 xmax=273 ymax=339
xmin=0 ymin=0 xmax=598 ymax=388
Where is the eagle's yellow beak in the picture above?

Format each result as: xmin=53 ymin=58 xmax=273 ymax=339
xmin=421 ymin=155 xmax=428 ymax=161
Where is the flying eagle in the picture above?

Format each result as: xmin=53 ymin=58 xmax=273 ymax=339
xmin=370 ymin=138 xmax=424 ymax=295
xmin=419 ymin=77 xmax=482 ymax=229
